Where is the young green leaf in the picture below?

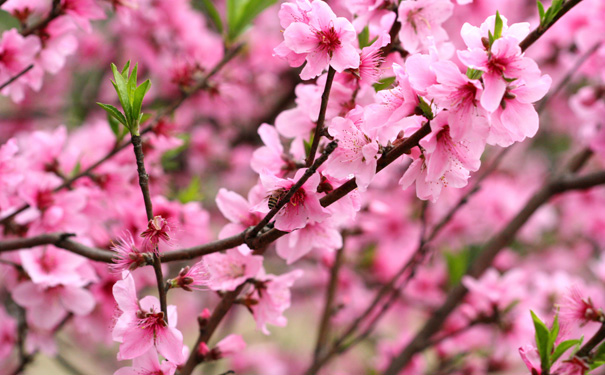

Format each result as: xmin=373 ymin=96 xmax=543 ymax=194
xmin=107 ymin=111 xmax=122 ymax=137
xmin=110 ymin=63 xmax=133 ymax=126
xmin=97 ymin=102 xmax=128 ymax=128
xmin=373 ymin=76 xmax=396 ymax=91
xmin=199 ymin=0 xmax=224 ymax=33
xmin=551 ymin=339 xmax=581 ymax=364
xmin=493 ymin=11 xmax=503 ymax=40
xmin=530 ymin=310 xmax=551 ymax=372
xmin=132 ymin=79 xmax=151 ymax=134
xmin=227 ymin=0 xmax=278 ymax=41
xmin=548 ymin=313 xmax=559 ymax=356
xmin=466 ymin=68 xmax=483 ymax=80
xmin=537 ymin=1 xmax=545 ymax=25
xmin=127 ymin=63 xmax=138 ymax=104
xmin=358 ymin=26 xmax=370 ymax=49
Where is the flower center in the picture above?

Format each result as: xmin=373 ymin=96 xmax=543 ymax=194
xmin=316 ymin=27 xmax=341 ymax=54
xmin=290 ymin=188 xmax=306 ymax=206
xmin=137 ymin=309 xmax=167 ymax=331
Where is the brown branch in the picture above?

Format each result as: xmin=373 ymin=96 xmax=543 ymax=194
xmin=382 ymin=167 xmax=604 ymax=375
xmin=0 ymin=64 xmax=33 ymax=91
xmin=179 ymin=283 xmax=247 ymax=375
xmin=575 ymin=322 xmax=605 ymax=358
xmin=246 ymin=141 xmax=338 ymax=241
xmin=313 ymin=243 xmax=345 ymax=361
xmin=306 ymin=67 xmax=336 ymax=167
xmin=519 ymin=0 xmax=584 ymax=52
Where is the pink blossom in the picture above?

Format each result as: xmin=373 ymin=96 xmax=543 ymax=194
xmin=0 ymin=29 xmax=41 ymax=102
xmin=199 ymin=334 xmax=246 ymax=360
xmin=397 ymin=0 xmax=453 ymax=54
xmin=12 ymin=281 xmax=95 ymax=329
xmin=202 ymin=247 xmax=263 ymax=292
xmin=426 ymin=60 xmax=489 ymax=140
xmin=36 ymin=17 xmax=78 ymax=74
xmin=559 ymin=286 xmax=604 ymax=326
xmin=110 ymin=232 xmax=151 ymax=274
xmin=275 ymin=218 xmax=342 ymax=264
xmin=357 ymin=32 xmax=390 ymax=86
xmin=486 ymin=75 xmax=552 ymax=147
xmin=251 ymin=124 xmax=290 ymax=176
xmin=114 ymin=347 xmax=177 ymax=375
xmin=364 ymin=63 xmax=423 ymax=143
xmin=324 ymin=107 xmax=379 ymax=192
xmin=0 ymin=307 xmax=17 ymax=359
xmin=249 ymin=269 xmax=303 ymax=334
xmin=140 ymin=215 xmax=171 ymax=248
xmin=255 ymin=168 xmax=330 ymax=232
xmin=112 ymin=274 xmax=185 ymax=364
xmin=216 ymin=187 xmax=263 ymax=238
xmin=61 ymin=0 xmax=106 ymax=33
xmin=167 ymin=262 xmax=209 ymax=292
xmin=281 ymin=0 xmax=360 ymax=80
xmin=457 ymin=15 xmax=539 ymax=113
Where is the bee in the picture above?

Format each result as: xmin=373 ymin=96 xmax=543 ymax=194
xmin=267 ymin=188 xmax=287 ymax=210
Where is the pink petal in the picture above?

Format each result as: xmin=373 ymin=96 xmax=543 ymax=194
xmin=480 ymin=73 xmax=506 ymax=112
xmin=155 ymin=326 xmax=185 ymax=364
xmin=60 ymin=286 xmax=95 ymax=315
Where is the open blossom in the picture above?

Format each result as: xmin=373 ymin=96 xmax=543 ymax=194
xmin=324 ymin=107 xmax=379 ymax=192
xmin=559 ymin=286 xmax=604 ymax=326
xmin=254 ymin=168 xmax=330 ymax=232
xmin=112 ymin=274 xmax=185 ymax=364
xmin=198 ymin=334 xmax=246 ymax=360
xmin=249 ymin=269 xmax=303 ymax=335
xmin=140 ymin=215 xmax=171 ymax=248
xmin=0 ymin=28 xmax=41 ymax=102
xmin=397 ymin=0 xmax=453 ymax=54
xmin=275 ymin=218 xmax=342 ymax=264
xmin=202 ymin=247 xmax=263 ymax=292
xmin=167 ymin=262 xmax=209 ymax=292
xmin=216 ymin=187 xmax=263 ymax=238
xmin=279 ymin=0 xmax=360 ymax=80
xmin=114 ymin=347 xmax=177 ymax=375
xmin=109 ymin=232 xmax=151 ymax=274
xmin=426 ymin=60 xmax=489 ymax=141
xmin=457 ymin=14 xmax=540 ymax=113
xmin=357 ymin=32 xmax=390 ymax=86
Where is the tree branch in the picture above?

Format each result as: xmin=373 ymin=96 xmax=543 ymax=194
xmin=306 ymin=67 xmax=336 ymax=167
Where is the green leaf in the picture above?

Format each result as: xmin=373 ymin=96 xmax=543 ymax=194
xmin=548 ymin=313 xmax=559 ymax=356
xmin=530 ymin=310 xmax=551 ymax=373
xmin=127 ymin=63 xmax=138 ymax=104
xmin=445 ymin=251 xmax=468 ymax=287
xmin=97 ymin=102 xmax=128 ymax=128
xmin=0 ymin=10 xmax=21 ymax=33
xmin=199 ymin=0 xmax=223 ymax=33
xmin=110 ymin=63 xmax=133 ymax=127
xmin=70 ymin=160 xmax=82 ymax=177
xmin=373 ymin=76 xmax=396 ymax=91
xmin=493 ymin=11 xmax=503 ymax=40
xmin=132 ymin=79 xmax=151 ymax=133
xmin=107 ymin=111 xmax=122 ymax=137
xmin=537 ymin=1 xmax=545 ymax=25
xmin=466 ymin=68 xmax=483 ymax=80
xmin=551 ymin=339 xmax=581 ymax=363
xmin=358 ymin=26 xmax=370 ymax=49
xmin=227 ymin=0 xmax=278 ymax=41
xmin=417 ymin=97 xmax=434 ymax=120
xmin=177 ymin=176 xmax=204 ymax=203
xmin=120 ymin=61 xmax=131 ymax=79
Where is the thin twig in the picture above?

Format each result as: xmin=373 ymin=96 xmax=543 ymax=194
xmin=519 ymin=0 xmax=584 ymax=52
xmin=0 ymin=65 xmax=33 ymax=91
xmin=130 ymin=134 xmax=167 ymax=321
xmin=537 ymin=42 xmax=601 ymax=112
xmin=313 ymin=242 xmax=346 ymax=361
xmin=246 ymin=141 xmax=338 ymax=241
xmin=306 ymin=67 xmax=336 ymax=167
xmin=383 ymin=155 xmax=600 ymax=375
xmin=179 ymin=283 xmax=247 ymax=375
